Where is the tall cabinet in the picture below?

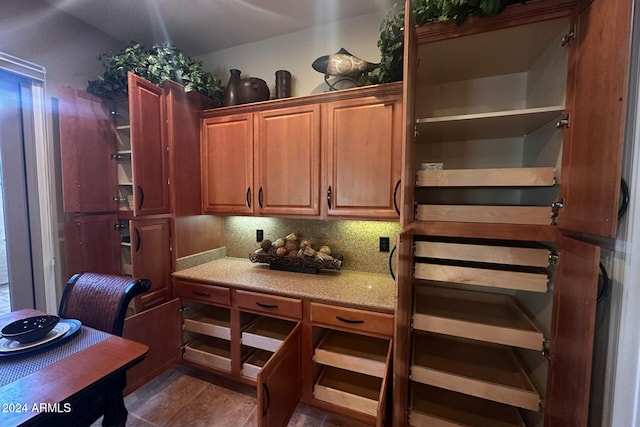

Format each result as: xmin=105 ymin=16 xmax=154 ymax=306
xmin=394 ymin=0 xmax=631 ymax=426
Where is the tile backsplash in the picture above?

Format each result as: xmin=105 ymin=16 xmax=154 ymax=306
xmin=224 ymin=217 xmax=400 ymax=275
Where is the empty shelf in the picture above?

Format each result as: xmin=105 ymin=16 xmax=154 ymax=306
xmin=417 ymin=167 xmax=556 ymax=187
xmin=314 ymin=330 xmax=390 ymax=378
xmin=415 ymin=241 xmax=550 ymax=267
xmin=416 ymin=205 xmax=552 ymax=225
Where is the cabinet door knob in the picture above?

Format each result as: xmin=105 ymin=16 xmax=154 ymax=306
xmin=134 ymin=227 xmax=141 ymax=252
xmin=246 ymin=187 xmax=251 ymax=209
xmin=258 ymin=187 xmax=264 ymax=209
xmin=137 ymin=185 xmax=144 ymax=210
xmin=256 ymin=301 xmax=278 ymax=309
xmin=393 ymin=179 xmax=401 ymax=215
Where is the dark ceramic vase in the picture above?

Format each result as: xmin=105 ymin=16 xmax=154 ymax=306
xmin=275 ymin=70 xmax=292 ymax=99
xmin=237 ymin=77 xmax=270 ymax=104
xmin=223 ymin=69 xmax=241 ymax=106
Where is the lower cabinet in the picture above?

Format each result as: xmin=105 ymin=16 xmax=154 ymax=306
xmin=164 ymin=279 xmax=394 ymax=426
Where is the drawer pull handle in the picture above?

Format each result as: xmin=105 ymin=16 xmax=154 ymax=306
xmin=192 ymin=290 xmax=211 ymax=297
xmin=336 ymin=316 xmax=365 ymax=324
xmin=256 ymin=302 xmax=278 ymax=309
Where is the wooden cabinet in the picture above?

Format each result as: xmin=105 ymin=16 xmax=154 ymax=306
xmin=200 ymin=83 xmax=402 ymax=220
xmin=310 ymin=303 xmax=393 ymax=426
xmin=63 ymin=213 xmax=121 ymax=276
xmin=322 ymin=94 xmax=402 ymax=220
xmin=175 ymin=282 xmax=301 ymax=427
xmin=394 ymin=0 xmax=631 ymax=426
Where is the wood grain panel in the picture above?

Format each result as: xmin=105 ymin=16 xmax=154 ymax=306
xmin=416 ymin=204 xmax=552 ymax=225
xmin=415 ymin=241 xmax=550 ymax=267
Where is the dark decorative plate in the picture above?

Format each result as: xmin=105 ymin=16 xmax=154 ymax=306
xmin=0 ymin=319 xmax=82 ymax=357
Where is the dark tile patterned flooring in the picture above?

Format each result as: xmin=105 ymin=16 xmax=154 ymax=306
xmin=101 ymin=365 xmax=369 ymax=427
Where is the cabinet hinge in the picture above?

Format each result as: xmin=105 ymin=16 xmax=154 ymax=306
xmin=547 ymin=279 xmax=555 ymax=292
xmin=114 ymin=222 xmax=126 ymax=230
xmin=178 ymin=305 xmax=187 ymax=313
xmin=551 ymin=199 xmax=565 ymax=223
xmin=548 ymin=252 xmax=560 ymax=265
xmin=412 ymin=201 xmax=418 ymax=220
xmin=113 ymin=196 xmax=125 ymax=203
xmin=539 ymin=399 xmax=546 ymax=410
xmin=542 ymin=339 xmax=552 ymax=361
xmin=109 ymin=110 xmax=121 ymax=118
xmin=111 ymin=153 xmax=124 ymax=161
xmin=180 ymin=343 xmax=189 ymax=351
xmin=556 ymin=113 xmax=570 ymax=128
xmin=413 ymin=124 xmax=419 ymax=139
xmin=561 ymin=28 xmax=575 ymax=47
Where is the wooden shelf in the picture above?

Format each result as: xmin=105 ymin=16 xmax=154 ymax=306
xmin=314 ymin=366 xmax=383 ymax=417
xmin=415 ymin=106 xmax=564 ymax=142
xmin=417 ymin=167 xmax=556 ymax=188
xmin=411 ymin=332 xmax=540 ymax=411
xmin=241 ymin=316 xmax=296 ymax=352
xmin=413 ymin=286 xmax=544 ymax=350
xmin=416 ymin=205 xmax=552 ymax=225
xmin=404 ymin=221 xmax=558 ymax=242
xmin=183 ymin=306 xmax=231 ymax=340
xmin=415 ymin=241 xmax=550 ymax=267
xmin=241 ymin=349 xmax=272 ymax=380
xmin=409 ymin=382 xmax=525 ymax=427
xmin=183 ymin=336 xmax=232 ymax=372
xmin=414 ymin=261 xmax=548 ymax=292
xmin=314 ymin=330 xmax=390 ymax=378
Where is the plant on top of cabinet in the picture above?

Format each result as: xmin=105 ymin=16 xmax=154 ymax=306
xmin=87 ymin=42 xmax=223 ymax=104
xmin=371 ymin=0 xmax=530 ymax=84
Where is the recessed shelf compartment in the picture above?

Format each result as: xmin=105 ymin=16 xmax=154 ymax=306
xmin=417 ymin=167 xmax=556 ymax=188
xmin=411 ymin=332 xmax=540 ymax=411
xmin=314 ymin=330 xmax=390 ymax=378
xmin=183 ymin=305 xmax=231 ymax=340
xmin=415 ymin=106 xmax=564 ymax=143
xmin=413 ymin=286 xmax=544 ymax=350
xmin=314 ymin=366 xmax=383 ymax=417
xmin=414 ymin=261 xmax=548 ymax=293
xmin=242 ymin=316 xmax=296 ymax=352
xmin=183 ymin=336 xmax=232 ymax=372
xmin=416 ymin=204 xmax=552 ymax=225
xmin=409 ymin=382 xmax=525 ymax=427
xmin=414 ymin=241 xmax=551 ymax=267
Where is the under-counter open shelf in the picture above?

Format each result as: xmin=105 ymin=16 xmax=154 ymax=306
xmin=183 ymin=336 xmax=233 ymax=372
xmin=417 ymin=167 xmax=556 ymax=188
xmin=183 ymin=304 xmax=231 ymax=340
xmin=415 ymin=106 xmax=564 ymax=143
xmin=414 ymin=241 xmax=551 ymax=267
xmin=242 ymin=316 xmax=296 ymax=352
xmin=314 ymin=330 xmax=390 ymax=378
xmin=409 ymin=382 xmax=525 ymax=427
xmin=241 ymin=349 xmax=273 ymax=380
xmin=413 ymin=286 xmax=544 ymax=350
xmin=411 ymin=332 xmax=540 ymax=411
xmin=314 ymin=366 xmax=385 ymax=417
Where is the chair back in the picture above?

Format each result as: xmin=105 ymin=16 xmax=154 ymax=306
xmin=58 ymin=272 xmax=151 ymax=336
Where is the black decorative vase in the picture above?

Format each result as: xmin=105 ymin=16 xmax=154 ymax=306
xmin=275 ymin=70 xmax=292 ymax=99
xmin=223 ymin=69 xmax=241 ymax=106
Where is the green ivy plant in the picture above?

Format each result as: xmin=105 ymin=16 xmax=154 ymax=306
xmin=370 ymin=0 xmax=528 ymax=84
xmin=87 ymin=42 xmax=223 ymax=104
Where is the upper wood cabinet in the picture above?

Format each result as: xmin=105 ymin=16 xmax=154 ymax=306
xmin=322 ymin=95 xmax=402 ymax=220
xmin=255 ymin=105 xmax=321 ymax=217
xmin=127 ymin=72 xmax=170 ymax=216
xmin=58 ymin=87 xmax=118 ymax=213
xmin=201 ymin=113 xmax=254 ymax=215
xmin=200 ymin=83 xmax=402 ymax=220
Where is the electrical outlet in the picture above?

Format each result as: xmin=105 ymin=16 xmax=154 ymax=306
xmin=256 ymin=229 xmax=263 ymax=242
xmin=379 ymin=237 xmax=390 ymax=252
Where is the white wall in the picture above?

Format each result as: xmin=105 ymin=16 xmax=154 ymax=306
xmin=1 ymin=0 xmax=123 ymax=308
xmin=196 ymin=11 xmax=387 ymax=97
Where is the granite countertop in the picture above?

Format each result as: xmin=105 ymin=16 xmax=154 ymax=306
xmin=172 ymin=257 xmax=395 ymax=313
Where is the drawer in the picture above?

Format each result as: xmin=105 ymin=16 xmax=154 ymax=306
xmin=183 ymin=336 xmax=232 ymax=372
xmin=174 ymin=279 xmax=230 ymax=306
xmin=310 ymin=302 xmax=394 ymax=337
xmin=313 ymin=366 xmax=387 ymax=419
xmin=314 ymin=330 xmax=390 ymax=378
xmin=241 ymin=349 xmax=272 ymax=380
xmin=242 ymin=316 xmax=297 ymax=352
xmin=182 ymin=303 xmax=231 ymax=340
xmin=409 ymin=382 xmax=525 ymax=427
xmin=235 ymin=290 xmax=302 ymax=320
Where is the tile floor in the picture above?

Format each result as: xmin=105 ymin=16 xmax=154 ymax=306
xmin=107 ymin=365 xmax=369 ymax=427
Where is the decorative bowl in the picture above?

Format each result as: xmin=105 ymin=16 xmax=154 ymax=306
xmin=1 ymin=315 xmax=61 ymax=343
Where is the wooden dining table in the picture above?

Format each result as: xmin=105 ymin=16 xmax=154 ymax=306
xmin=0 ymin=309 xmax=148 ymax=427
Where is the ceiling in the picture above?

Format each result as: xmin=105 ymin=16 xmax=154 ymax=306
xmin=45 ymin=0 xmax=396 ymax=56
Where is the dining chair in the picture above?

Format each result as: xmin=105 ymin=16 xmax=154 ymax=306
xmin=57 ymin=272 xmax=151 ymax=427
xmin=58 ymin=272 xmax=151 ymax=336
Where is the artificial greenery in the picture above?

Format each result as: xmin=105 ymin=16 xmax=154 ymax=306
xmin=87 ymin=42 xmax=223 ymax=104
xmin=370 ymin=0 xmax=528 ymax=84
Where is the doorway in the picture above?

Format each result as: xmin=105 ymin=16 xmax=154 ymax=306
xmin=0 ymin=69 xmax=37 ymax=313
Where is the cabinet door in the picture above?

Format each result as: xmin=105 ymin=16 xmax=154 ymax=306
xmin=128 ymin=72 xmax=170 ymax=216
xmin=58 ymin=86 xmax=118 ymax=213
xmin=131 ymin=217 xmax=172 ymax=312
xmin=544 ymin=235 xmax=600 ymax=426
xmin=558 ymin=0 xmax=631 ymax=237
xmin=255 ymin=105 xmax=321 ymax=217
xmin=63 ymin=214 xmax=121 ymax=279
xmin=202 ymin=113 xmax=254 ymax=214
xmin=257 ymin=323 xmax=301 ymax=427
xmin=123 ymin=298 xmax=182 ymax=394
xmin=323 ymin=95 xmax=402 ymax=220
